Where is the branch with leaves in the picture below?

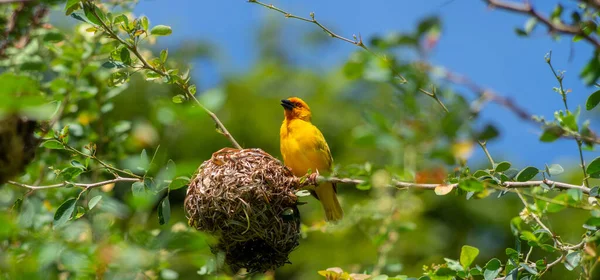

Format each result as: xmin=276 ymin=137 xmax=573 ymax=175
xmin=483 ymin=0 xmax=600 ymax=49
xmin=247 ymin=0 xmax=449 ymax=112
xmin=70 ymin=0 xmax=242 ymax=149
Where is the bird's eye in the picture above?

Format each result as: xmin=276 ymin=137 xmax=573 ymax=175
xmin=294 ymin=102 xmax=301 ymax=107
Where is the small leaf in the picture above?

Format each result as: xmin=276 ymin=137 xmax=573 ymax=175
xmin=158 ymin=196 xmax=171 ymax=225
xmin=102 ymin=61 xmax=116 ymax=69
xmin=139 ymin=149 xmax=149 ymax=171
xmin=586 ymin=156 xmax=600 ymax=178
xmin=520 ymin=231 xmax=537 ymax=242
xmin=43 ymin=32 xmax=65 ymax=43
xmin=460 ymin=245 xmax=479 ymax=268
xmin=444 ymin=258 xmax=464 ymax=272
xmin=70 ymin=160 xmax=85 ymax=170
xmin=160 ymin=49 xmax=168 ymax=63
xmin=42 ymin=140 xmax=64 ymax=150
xmin=64 ymin=0 xmax=81 ymax=15
xmin=84 ymin=4 xmax=106 ymax=26
xmin=141 ymin=16 xmax=149 ymax=31
xmin=53 ymin=198 xmax=77 ymax=228
xmin=546 ymin=164 xmax=564 ymax=175
xmin=356 ymin=182 xmax=371 ymax=190
xmin=587 ymin=90 xmax=600 ymax=110
xmin=120 ymin=47 xmax=131 ymax=65
xmin=520 ymin=263 xmax=538 ymax=275
xmin=540 ymin=125 xmax=564 ymax=142
xmin=172 ymin=94 xmax=185 ymax=104
xmin=564 ymin=251 xmax=581 ymax=271
xmin=88 ymin=195 xmax=102 ymax=210
xmin=495 ymin=161 xmax=511 ymax=173
xmin=590 ymin=186 xmax=600 ymax=197
xmin=434 ymin=185 xmax=454 ymax=196
xmin=132 ymin=182 xmax=145 ymax=197
xmin=516 ymin=166 xmax=539 ymax=182
xmin=150 ymin=25 xmax=172 ymax=36
xmin=483 ymin=258 xmax=501 ymax=280
xmin=169 ymin=176 xmax=190 ymax=190
xmin=458 ymin=178 xmax=484 ymax=192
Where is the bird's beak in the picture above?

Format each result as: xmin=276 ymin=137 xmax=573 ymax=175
xmin=281 ymin=99 xmax=294 ymax=110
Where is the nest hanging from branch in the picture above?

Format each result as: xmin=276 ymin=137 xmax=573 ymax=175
xmin=0 ymin=115 xmax=37 ymax=185
xmin=184 ymin=148 xmax=302 ymax=273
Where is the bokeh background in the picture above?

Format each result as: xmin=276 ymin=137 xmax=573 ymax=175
xmin=1 ymin=0 xmax=599 ymax=279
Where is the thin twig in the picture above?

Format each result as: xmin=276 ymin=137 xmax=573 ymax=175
xmin=308 ymin=176 xmax=592 ymax=194
xmin=247 ymin=0 xmax=451 ymax=112
xmin=7 ymin=177 xmax=140 ymax=190
xmin=483 ymin=0 xmax=600 ymax=49
xmin=546 ymin=53 xmax=591 ymax=188
xmin=87 ymin=4 xmax=242 ymax=149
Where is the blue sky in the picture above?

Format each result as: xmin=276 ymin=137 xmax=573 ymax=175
xmin=134 ymin=0 xmax=598 ymax=171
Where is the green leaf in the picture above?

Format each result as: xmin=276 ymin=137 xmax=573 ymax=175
xmin=150 ymin=25 xmax=172 ymax=36
xmin=585 ymin=217 xmax=600 ymax=227
xmin=132 ymin=182 xmax=145 ymax=197
xmin=495 ymin=161 xmax=511 ymax=173
xmin=564 ymin=251 xmax=581 ymax=271
xmin=120 ymin=47 xmax=131 ymax=65
xmin=88 ymin=195 xmax=102 ymax=210
xmin=590 ymin=186 xmax=600 ymax=197
xmin=160 ymin=49 xmax=168 ymax=63
xmin=172 ymin=94 xmax=185 ymax=104
xmin=520 ymin=263 xmax=538 ymax=275
xmin=158 ymin=196 xmax=171 ymax=225
xmin=356 ymin=182 xmax=371 ymax=190
xmin=84 ymin=4 xmax=106 ymax=26
xmin=586 ymin=90 xmax=600 ymax=110
xmin=139 ymin=149 xmax=149 ymax=171
xmin=586 ymin=156 xmax=600 ymax=178
xmin=520 ymin=231 xmax=538 ymax=242
xmin=42 ymin=140 xmax=64 ymax=150
xmin=64 ymin=0 xmax=81 ymax=15
xmin=516 ymin=166 xmax=539 ymax=182
xmin=43 ymin=32 xmax=65 ymax=43
xmin=70 ymin=160 xmax=85 ymax=170
xmin=444 ymin=258 xmax=464 ymax=272
xmin=459 ymin=245 xmax=479 ymax=268
xmin=458 ymin=178 xmax=484 ymax=192
xmin=477 ymin=124 xmax=499 ymax=141
xmin=141 ymin=16 xmax=149 ymax=31
xmin=169 ymin=176 xmax=190 ymax=190
xmin=60 ymin=167 xmax=83 ymax=181
xmin=546 ymin=163 xmax=564 ymax=176
xmin=483 ymin=258 xmax=501 ymax=280
xmin=53 ymin=198 xmax=77 ymax=228
xmin=473 ymin=170 xmax=490 ymax=178
xmin=540 ymin=124 xmax=564 ymax=142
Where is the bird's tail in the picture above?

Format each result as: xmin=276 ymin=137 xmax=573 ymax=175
xmin=315 ymin=182 xmax=343 ymax=222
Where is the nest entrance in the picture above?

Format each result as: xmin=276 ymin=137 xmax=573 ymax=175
xmin=184 ymin=148 xmax=301 ymax=273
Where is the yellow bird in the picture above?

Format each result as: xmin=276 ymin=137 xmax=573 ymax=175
xmin=280 ymin=97 xmax=343 ymax=222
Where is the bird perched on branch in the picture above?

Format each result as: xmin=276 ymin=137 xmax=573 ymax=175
xmin=280 ymin=97 xmax=343 ymax=222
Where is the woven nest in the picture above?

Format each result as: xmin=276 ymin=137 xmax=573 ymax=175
xmin=0 ymin=115 xmax=37 ymax=185
xmin=184 ymin=148 xmax=301 ymax=273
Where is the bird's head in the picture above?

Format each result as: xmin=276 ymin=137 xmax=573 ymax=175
xmin=281 ymin=97 xmax=311 ymax=121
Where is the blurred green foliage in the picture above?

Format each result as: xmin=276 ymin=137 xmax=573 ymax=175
xmin=1 ymin=1 xmax=600 ymax=280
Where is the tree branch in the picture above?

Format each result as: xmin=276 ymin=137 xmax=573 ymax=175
xmin=304 ymin=175 xmax=591 ymax=195
xmin=7 ymin=177 xmax=140 ymax=190
xmin=88 ymin=4 xmax=242 ymax=149
xmin=483 ymin=0 xmax=600 ymax=49
xmin=247 ymin=0 xmax=450 ymax=113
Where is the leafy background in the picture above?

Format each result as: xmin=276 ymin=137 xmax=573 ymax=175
xmin=1 ymin=0 xmax=600 ymax=279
